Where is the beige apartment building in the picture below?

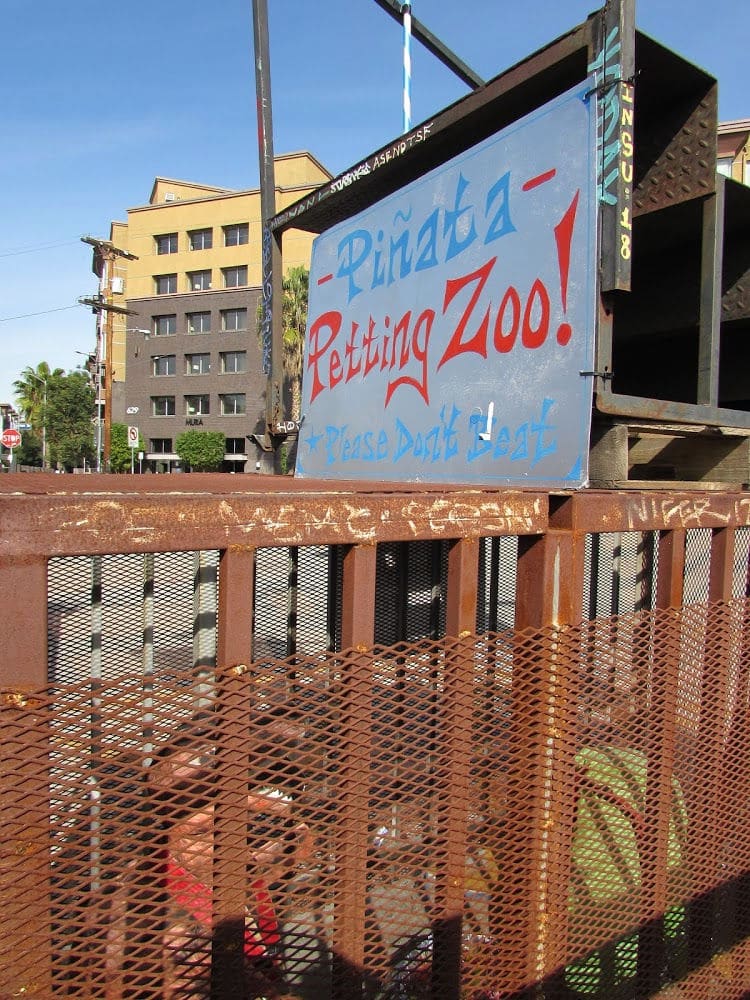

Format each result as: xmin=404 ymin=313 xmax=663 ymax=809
xmin=718 ymin=119 xmax=750 ymax=185
xmin=105 ymin=151 xmax=330 ymax=472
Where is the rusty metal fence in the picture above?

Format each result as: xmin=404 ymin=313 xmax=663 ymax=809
xmin=2 ymin=475 xmax=750 ymax=999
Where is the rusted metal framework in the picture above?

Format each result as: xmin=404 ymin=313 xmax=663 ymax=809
xmin=261 ymin=0 xmax=750 ymax=484
xmin=2 ymin=474 xmax=750 ymax=998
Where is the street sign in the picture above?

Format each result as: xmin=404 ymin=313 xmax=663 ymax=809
xmin=1 ymin=428 xmax=21 ymax=449
xmin=127 ymin=426 xmax=139 ymax=448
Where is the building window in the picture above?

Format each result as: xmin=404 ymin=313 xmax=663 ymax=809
xmin=155 ymin=273 xmax=177 ymax=295
xmin=221 ymin=307 xmax=247 ymax=332
xmin=150 ymin=438 xmax=172 ymax=453
xmin=189 ymin=228 xmax=213 ymax=251
xmin=220 ymin=393 xmax=246 ymax=416
xmin=151 ymin=396 xmax=175 ymax=417
xmin=153 ymin=314 xmax=177 ymax=337
xmin=717 ymin=157 xmax=733 ymax=177
xmin=188 ymin=270 xmax=212 ymax=291
xmin=155 ymin=233 xmax=178 ymax=255
xmin=226 ymin=437 xmax=246 ymax=454
xmin=152 ymin=355 xmax=176 ymax=376
xmin=220 ymin=350 xmax=247 ymax=374
xmin=222 ymin=265 xmax=248 ymax=288
xmin=187 ymin=311 xmax=211 ymax=334
xmin=185 ymin=394 xmax=210 ymax=416
xmin=745 ymin=161 xmax=750 ymax=186
xmin=224 ymin=223 xmax=249 ymax=247
xmin=185 ymin=353 xmax=211 ymax=375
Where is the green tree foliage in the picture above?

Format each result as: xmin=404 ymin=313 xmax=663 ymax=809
xmin=110 ymin=423 xmax=144 ymax=473
xmin=46 ymin=370 xmax=96 ymax=471
xmin=14 ymin=430 xmax=42 ymax=469
xmin=256 ymin=265 xmax=310 ymax=422
xmin=175 ymin=431 xmax=226 ymax=472
xmin=13 ymin=361 xmax=64 ymax=468
xmin=13 ymin=364 xmax=95 ymax=470
xmin=281 ymin=265 xmax=309 ymax=421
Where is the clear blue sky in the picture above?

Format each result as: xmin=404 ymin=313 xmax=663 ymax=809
xmin=1 ymin=0 xmax=747 ymax=407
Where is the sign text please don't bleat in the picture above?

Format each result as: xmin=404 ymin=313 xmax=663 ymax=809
xmin=296 ymin=83 xmax=598 ymax=487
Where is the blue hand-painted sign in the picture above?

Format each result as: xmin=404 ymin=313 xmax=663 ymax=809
xmin=296 ymin=82 xmax=598 ymax=487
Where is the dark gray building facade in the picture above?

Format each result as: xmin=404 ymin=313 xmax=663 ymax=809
xmin=124 ymin=287 xmax=265 ymax=472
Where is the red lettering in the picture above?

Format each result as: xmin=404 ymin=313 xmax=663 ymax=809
xmin=493 ymin=286 xmax=520 ymax=353
xmin=437 ymin=257 xmax=496 ymax=370
xmin=329 ymin=348 xmax=343 ymax=388
xmin=307 ymin=311 xmax=341 ymax=402
xmin=521 ymin=278 xmax=550 ymax=348
xmin=385 ymin=308 xmax=434 ymax=407
xmin=363 ymin=317 xmax=380 ymax=376
xmin=344 ymin=322 xmax=362 ymax=381
xmin=390 ymin=311 xmax=412 ymax=371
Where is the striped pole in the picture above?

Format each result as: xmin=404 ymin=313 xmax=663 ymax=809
xmin=402 ymin=2 xmax=412 ymax=133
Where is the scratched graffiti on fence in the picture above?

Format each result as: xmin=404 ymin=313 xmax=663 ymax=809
xmin=295 ymin=83 xmax=598 ymax=487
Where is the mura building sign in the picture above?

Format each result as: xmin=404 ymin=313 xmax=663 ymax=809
xmin=296 ymin=82 xmax=598 ymax=488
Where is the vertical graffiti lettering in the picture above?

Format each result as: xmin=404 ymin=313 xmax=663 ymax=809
xmin=260 ymin=225 xmax=273 ymax=375
xmin=588 ymin=25 xmax=621 ymax=208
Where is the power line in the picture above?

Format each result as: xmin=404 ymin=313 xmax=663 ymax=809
xmin=0 ymin=304 xmax=83 ymax=323
xmin=0 ymin=239 xmax=80 ymax=259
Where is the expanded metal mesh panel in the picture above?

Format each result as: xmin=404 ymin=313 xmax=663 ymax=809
xmin=254 ymin=546 xmax=337 ymax=659
xmin=683 ymin=528 xmax=713 ymax=605
xmin=477 ymin=535 xmax=519 ymax=633
xmin=734 ymin=527 xmax=750 ymax=599
xmin=584 ymin=532 xmax=659 ymax=620
xmin=374 ymin=541 xmax=448 ymax=646
xmin=48 ymin=552 xmax=219 ymax=687
xmin=4 ymin=599 xmax=750 ymax=999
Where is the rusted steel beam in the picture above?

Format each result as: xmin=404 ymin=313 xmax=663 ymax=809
xmin=0 ymin=481 xmax=547 ymax=558
xmin=498 ymin=531 xmax=584 ymax=988
xmin=433 ymin=538 xmax=479 ymax=998
xmin=213 ymin=549 xmax=256 ymax=997
xmin=217 ymin=545 xmax=255 ymax=667
xmin=655 ymin=528 xmax=686 ymax=611
xmin=685 ymin=527 xmax=739 ymax=973
xmin=2 ymin=555 xmax=48 ymax=690
xmin=340 ymin=543 xmax=377 ymax=651
xmin=334 ymin=546 xmax=377 ymax=997
xmin=445 ymin=535 xmax=479 ymax=637
xmin=0 ymin=555 xmax=51 ymax=997
xmin=637 ymin=529 xmax=685 ymax=990
xmin=550 ymin=489 xmax=750 ymax=536
xmin=515 ymin=528 xmax=585 ymax=631
xmin=708 ymin=525 xmax=737 ymax=603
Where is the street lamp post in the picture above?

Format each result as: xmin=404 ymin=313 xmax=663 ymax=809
xmin=27 ymin=371 xmax=47 ymax=471
xmin=75 ymin=351 xmax=99 ymax=471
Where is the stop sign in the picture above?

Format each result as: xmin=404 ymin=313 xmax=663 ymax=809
xmin=1 ymin=428 xmax=21 ymax=449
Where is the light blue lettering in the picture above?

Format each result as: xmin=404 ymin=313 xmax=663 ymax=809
xmin=493 ymin=426 xmax=510 ymax=458
xmin=511 ymin=423 xmax=529 ymax=461
xmin=444 ymin=173 xmax=478 ymax=261
xmin=530 ymin=398 xmax=557 ymax=467
xmin=325 ymin=425 xmax=343 ymax=465
xmin=337 ymin=230 xmax=371 ymax=302
xmin=484 ymin=171 xmax=516 ymax=244
xmin=394 ymin=418 xmax=414 ymax=462
xmin=388 ymin=228 xmax=413 ymax=285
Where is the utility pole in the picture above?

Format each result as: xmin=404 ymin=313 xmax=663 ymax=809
xmin=80 ymin=236 xmax=137 ymax=471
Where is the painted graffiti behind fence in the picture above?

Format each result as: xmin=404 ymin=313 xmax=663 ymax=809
xmin=296 ymin=83 xmax=598 ymax=487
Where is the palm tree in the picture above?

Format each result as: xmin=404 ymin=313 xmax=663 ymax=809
xmin=13 ymin=363 xmax=64 ymax=465
xmin=281 ymin=265 xmax=309 ymax=422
